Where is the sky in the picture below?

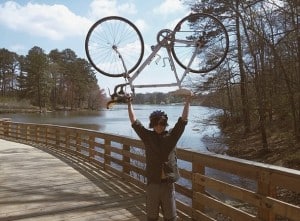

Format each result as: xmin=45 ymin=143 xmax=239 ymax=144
xmin=0 ymin=0 xmax=193 ymax=94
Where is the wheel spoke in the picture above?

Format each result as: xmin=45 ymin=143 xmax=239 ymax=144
xmin=85 ymin=16 xmax=144 ymax=77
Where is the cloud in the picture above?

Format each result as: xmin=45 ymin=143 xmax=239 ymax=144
xmin=88 ymin=0 xmax=137 ymax=20
xmin=135 ymin=19 xmax=148 ymax=32
xmin=0 ymin=1 xmax=91 ymax=41
xmin=87 ymin=0 xmax=147 ymax=37
xmin=153 ymin=0 xmax=185 ymax=16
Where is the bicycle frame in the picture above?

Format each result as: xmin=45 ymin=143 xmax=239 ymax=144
xmin=114 ymin=29 xmax=200 ymax=95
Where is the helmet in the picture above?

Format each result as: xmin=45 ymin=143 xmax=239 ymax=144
xmin=149 ymin=110 xmax=168 ymax=128
xmin=149 ymin=110 xmax=168 ymax=119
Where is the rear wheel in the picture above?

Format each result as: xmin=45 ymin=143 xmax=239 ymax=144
xmin=171 ymin=13 xmax=229 ymax=73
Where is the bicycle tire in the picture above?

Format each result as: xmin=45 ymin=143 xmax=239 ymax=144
xmin=85 ymin=16 xmax=144 ymax=77
xmin=171 ymin=13 xmax=229 ymax=73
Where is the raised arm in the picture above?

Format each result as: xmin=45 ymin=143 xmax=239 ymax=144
xmin=128 ymin=99 xmax=136 ymax=124
xmin=177 ymin=89 xmax=193 ymax=121
xmin=181 ymin=96 xmax=192 ymax=121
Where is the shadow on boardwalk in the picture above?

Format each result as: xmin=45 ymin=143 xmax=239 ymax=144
xmin=0 ymin=139 xmax=146 ymax=221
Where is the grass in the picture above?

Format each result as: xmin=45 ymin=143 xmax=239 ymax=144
xmin=0 ymin=97 xmax=38 ymax=113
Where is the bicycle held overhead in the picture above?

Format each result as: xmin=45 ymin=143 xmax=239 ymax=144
xmin=85 ymin=13 xmax=229 ymax=108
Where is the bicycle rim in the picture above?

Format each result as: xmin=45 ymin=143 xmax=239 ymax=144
xmin=85 ymin=16 xmax=144 ymax=77
xmin=171 ymin=13 xmax=229 ymax=73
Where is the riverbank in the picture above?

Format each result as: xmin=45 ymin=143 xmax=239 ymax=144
xmin=0 ymin=98 xmax=40 ymax=114
xmin=220 ymin=122 xmax=300 ymax=171
xmin=0 ymin=108 xmax=40 ymax=114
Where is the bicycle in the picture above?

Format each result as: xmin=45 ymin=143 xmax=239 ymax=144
xmin=85 ymin=13 xmax=229 ymax=108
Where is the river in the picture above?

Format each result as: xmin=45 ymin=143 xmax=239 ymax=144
xmin=0 ymin=104 xmax=223 ymax=152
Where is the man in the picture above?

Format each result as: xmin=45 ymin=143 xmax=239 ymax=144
xmin=127 ymin=89 xmax=193 ymax=221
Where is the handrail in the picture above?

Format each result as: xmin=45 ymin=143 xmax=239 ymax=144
xmin=1 ymin=120 xmax=299 ymax=221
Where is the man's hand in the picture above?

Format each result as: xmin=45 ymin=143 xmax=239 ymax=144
xmin=126 ymin=94 xmax=133 ymax=103
xmin=169 ymin=88 xmax=194 ymax=120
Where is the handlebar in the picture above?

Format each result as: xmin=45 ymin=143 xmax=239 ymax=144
xmin=106 ymin=83 xmax=133 ymax=109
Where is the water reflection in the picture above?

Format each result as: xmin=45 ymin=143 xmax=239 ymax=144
xmin=3 ymin=110 xmax=104 ymax=131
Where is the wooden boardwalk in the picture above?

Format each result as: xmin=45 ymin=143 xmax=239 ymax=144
xmin=1 ymin=121 xmax=299 ymax=221
xmin=0 ymin=139 xmax=147 ymax=221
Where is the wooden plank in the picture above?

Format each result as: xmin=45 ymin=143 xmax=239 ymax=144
xmin=175 ymin=183 xmax=193 ymax=198
xmin=178 ymin=168 xmax=192 ymax=180
xmin=193 ymin=192 xmax=258 ymax=221
xmin=263 ymin=196 xmax=300 ymax=220
xmin=176 ymin=200 xmax=192 ymax=217
xmin=177 ymin=148 xmax=195 ymax=162
xmin=270 ymin=172 xmax=300 ymax=193
xmin=123 ymin=149 xmax=145 ymax=163
xmin=193 ymin=153 xmax=259 ymax=180
xmin=0 ymin=139 xmax=146 ymax=221
xmin=123 ymin=161 xmax=146 ymax=176
xmin=103 ymin=163 xmax=146 ymax=189
xmin=192 ymin=209 xmax=216 ymax=221
xmin=194 ymin=173 xmax=260 ymax=207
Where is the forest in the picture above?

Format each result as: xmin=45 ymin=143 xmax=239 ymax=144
xmin=178 ymin=0 xmax=300 ymax=162
xmin=0 ymin=0 xmax=299 ymax=164
xmin=0 ymin=47 xmax=107 ymax=111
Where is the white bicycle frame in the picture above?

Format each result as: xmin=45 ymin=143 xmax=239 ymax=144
xmin=113 ymin=29 xmax=201 ymax=94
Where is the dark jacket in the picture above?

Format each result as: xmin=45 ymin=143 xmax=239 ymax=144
xmin=132 ymin=117 xmax=187 ymax=184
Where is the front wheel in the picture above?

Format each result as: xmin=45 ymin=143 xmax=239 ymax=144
xmin=85 ymin=16 xmax=144 ymax=77
xmin=171 ymin=13 xmax=229 ymax=73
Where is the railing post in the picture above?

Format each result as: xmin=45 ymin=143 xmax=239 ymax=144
xmin=26 ymin=125 xmax=29 ymax=142
xmin=35 ymin=125 xmax=39 ymax=143
xmin=16 ymin=124 xmax=20 ymax=139
xmin=26 ymin=125 xmax=30 ymax=143
xmin=89 ymin=135 xmax=95 ymax=162
xmin=21 ymin=124 xmax=26 ymax=141
xmin=45 ymin=127 xmax=48 ymax=146
xmin=257 ymin=171 xmax=276 ymax=221
xmin=123 ymin=144 xmax=130 ymax=175
xmin=192 ymin=158 xmax=205 ymax=218
xmin=41 ymin=125 xmax=46 ymax=145
xmin=104 ymin=139 xmax=111 ymax=170
xmin=65 ymin=130 xmax=70 ymax=150
xmin=55 ymin=128 xmax=60 ymax=148
xmin=76 ymin=132 xmax=81 ymax=152
xmin=28 ymin=125 xmax=34 ymax=143
xmin=3 ymin=121 xmax=9 ymax=138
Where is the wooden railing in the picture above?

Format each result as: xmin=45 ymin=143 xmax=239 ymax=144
xmin=0 ymin=119 xmax=299 ymax=221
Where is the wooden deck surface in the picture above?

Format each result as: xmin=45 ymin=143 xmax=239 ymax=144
xmin=0 ymin=139 xmax=147 ymax=221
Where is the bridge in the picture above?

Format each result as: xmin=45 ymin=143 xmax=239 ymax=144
xmin=0 ymin=119 xmax=299 ymax=221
